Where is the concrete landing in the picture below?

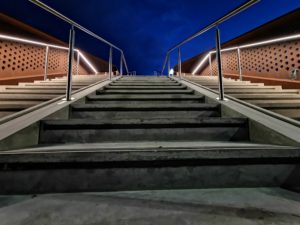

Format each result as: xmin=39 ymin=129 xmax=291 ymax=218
xmin=0 ymin=188 xmax=299 ymax=225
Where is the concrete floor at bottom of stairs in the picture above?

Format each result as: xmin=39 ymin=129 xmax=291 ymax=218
xmin=0 ymin=188 xmax=300 ymax=225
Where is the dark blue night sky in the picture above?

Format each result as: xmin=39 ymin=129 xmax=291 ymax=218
xmin=1 ymin=0 xmax=299 ymax=74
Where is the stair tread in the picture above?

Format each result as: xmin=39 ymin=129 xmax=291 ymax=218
xmin=42 ymin=118 xmax=246 ymax=127
xmin=97 ymin=90 xmax=194 ymax=94
xmin=87 ymin=94 xmax=204 ymax=100
xmin=231 ymin=94 xmax=300 ymax=99
xmin=71 ymin=103 xmax=219 ymax=110
xmin=105 ymin=86 xmax=186 ymax=89
xmin=110 ymin=83 xmax=180 ymax=86
xmin=0 ymin=94 xmax=58 ymax=100
xmin=6 ymin=87 xmax=82 ymax=90
xmin=1 ymin=141 xmax=298 ymax=163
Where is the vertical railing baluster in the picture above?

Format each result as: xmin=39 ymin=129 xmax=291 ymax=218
xmin=167 ymin=55 xmax=171 ymax=77
xmin=120 ymin=53 xmax=123 ymax=76
xmin=109 ymin=46 xmax=113 ymax=80
xmin=215 ymin=27 xmax=225 ymax=101
xmin=178 ymin=48 xmax=182 ymax=79
xmin=66 ymin=26 xmax=75 ymax=101
xmin=209 ymin=52 xmax=212 ymax=76
xmin=44 ymin=46 xmax=49 ymax=81
xmin=76 ymin=51 xmax=80 ymax=75
xmin=237 ymin=48 xmax=242 ymax=81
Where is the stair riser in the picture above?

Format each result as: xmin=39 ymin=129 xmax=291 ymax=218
xmin=0 ymin=111 xmax=16 ymax=118
xmin=97 ymin=91 xmax=194 ymax=95
xmin=0 ymin=164 xmax=295 ymax=194
xmin=71 ymin=110 xmax=220 ymax=120
xmin=104 ymin=87 xmax=186 ymax=90
xmin=110 ymin=83 xmax=180 ymax=86
xmin=86 ymin=100 xmax=203 ymax=104
xmin=6 ymin=87 xmax=82 ymax=91
xmin=40 ymin=126 xmax=248 ymax=143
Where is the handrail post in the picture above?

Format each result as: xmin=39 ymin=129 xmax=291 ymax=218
xmin=209 ymin=52 xmax=212 ymax=76
xmin=237 ymin=48 xmax=242 ymax=81
xmin=44 ymin=46 xmax=49 ymax=80
xmin=66 ymin=26 xmax=75 ymax=101
xmin=109 ymin=46 xmax=113 ymax=80
xmin=120 ymin=53 xmax=123 ymax=76
xmin=215 ymin=27 xmax=225 ymax=101
xmin=178 ymin=48 xmax=182 ymax=79
xmin=167 ymin=55 xmax=171 ymax=77
xmin=76 ymin=51 xmax=80 ymax=75
xmin=121 ymin=53 xmax=129 ymax=75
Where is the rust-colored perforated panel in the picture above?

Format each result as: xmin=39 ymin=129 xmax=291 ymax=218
xmin=199 ymin=39 xmax=300 ymax=80
xmin=0 ymin=40 xmax=89 ymax=79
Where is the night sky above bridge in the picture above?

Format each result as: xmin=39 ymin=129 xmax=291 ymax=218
xmin=1 ymin=0 xmax=299 ymax=74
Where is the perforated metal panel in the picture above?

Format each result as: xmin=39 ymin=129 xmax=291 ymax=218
xmin=0 ymin=40 xmax=89 ymax=79
xmin=199 ymin=39 xmax=300 ymax=80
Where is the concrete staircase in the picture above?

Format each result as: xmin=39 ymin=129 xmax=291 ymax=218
xmin=0 ymin=76 xmax=299 ymax=194
xmin=0 ymin=75 xmax=107 ymax=119
xmin=186 ymin=76 xmax=300 ymax=120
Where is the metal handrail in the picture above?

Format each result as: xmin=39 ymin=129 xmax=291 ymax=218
xmin=168 ymin=0 xmax=260 ymax=53
xmin=161 ymin=0 xmax=260 ymax=100
xmin=29 ymin=0 xmax=129 ymax=100
xmin=29 ymin=0 xmax=122 ymax=52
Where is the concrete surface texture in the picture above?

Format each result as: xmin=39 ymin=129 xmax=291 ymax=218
xmin=1 ymin=76 xmax=300 ymax=194
xmin=186 ymin=76 xmax=300 ymax=120
xmin=1 ymin=76 xmax=300 ymax=224
xmin=0 ymin=75 xmax=108 ymax=119
xmin=0 ymin=188 xmax=300 ymax=225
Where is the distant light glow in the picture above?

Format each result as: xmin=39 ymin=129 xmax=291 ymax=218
xmin=192 ymin=33 xmax=300 ymax=75
xmin=0 ymin=33 xmax=97 ymax=74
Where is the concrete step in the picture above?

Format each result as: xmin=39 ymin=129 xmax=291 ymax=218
xmin=70 ymin=103 xmax=220 ymax=119
xmin=86 ymin=94 xmax=205 ymax=103
xmin=5 ymin=86 xmax=82 ymax=91
xmin=35 ymin=81 xmax=96 ymax=85
xmin=115 ymin=80 xmax=175 ymax=83
xmin=97 ymin=89 xmax=195 ymax=95
xmin=0 ymin=101 xmax=40 ymax=108
xmin=230 ymin=94 xmax=300 ymax=100
xmin=192 ymin=82 xmax=263 ymax=86
xmin=208 ymin=85 xmax=280 ymax=90
xmin=104 ymin=85 xmax=187 ymax=90
xmin=113 ymin=82 xmax=178 ymax=86
xmin=0 ymin=90 xmax=64 ymax=95
xmin=0 ymin=141 xmax=298 ymax=194
xmin=22 ymin=84 xmax=86 ymax=88
xmin=0 ymin=94 xmax=57 ymax=101
xmin=271 ymin=109 xmax=300 ymax=119
xmin=1 ymin=188 xmax=299 ymax=224
xmin=188 ymin=79 xmax=252 ymax=84
xmin=224 ymin=89 xmax=299 ymax=94
xmin=246 ymin=100 xmax=300 ymax=108
xmin=72 ymin=102 xmax=217 ymax=110
xmin=109 ymin=83 xmax=180 ymax=86
xmin=39 ymin=118 xmax=248 ymax=144
xmin=0 ymin=102 xmax=38 ymax=118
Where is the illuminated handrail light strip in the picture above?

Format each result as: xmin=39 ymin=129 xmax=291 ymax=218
xmin=192 ymin=33 xmax=300 ymax=75
xmin=0 ymin=33 xmax=98 ymax=74
xmin=78 ymin=51 xmax=97 ymax=74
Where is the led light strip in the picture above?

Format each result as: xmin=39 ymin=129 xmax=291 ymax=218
xmin=0 ymin=33 xmax=98 ymax=74
xmin=78 ymin=51 xmax=97 ymax=74
xmin=192 ymin=33 xmax=300 ymax=75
